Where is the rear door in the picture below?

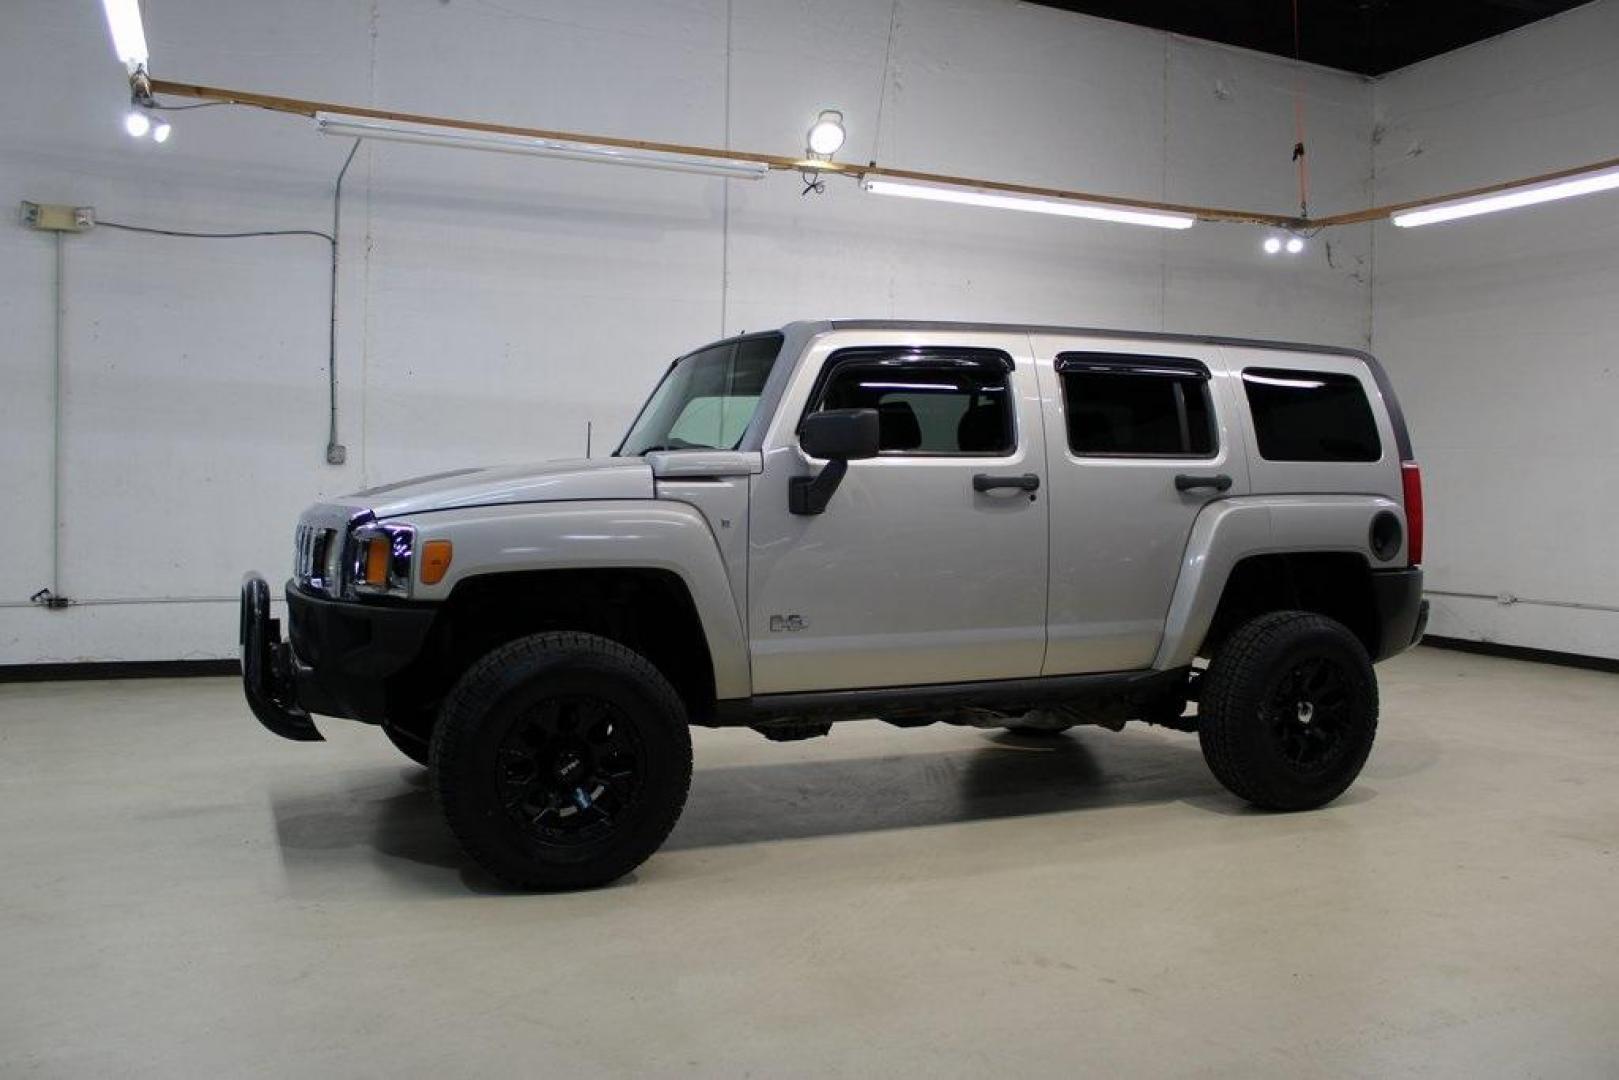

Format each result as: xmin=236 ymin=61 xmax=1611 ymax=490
xmin=1031 ymin=334 xmax=1251 ymax=673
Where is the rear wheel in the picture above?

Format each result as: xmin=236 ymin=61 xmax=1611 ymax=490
xmin=430 ymin=632 xmax=693 ymax=890
xmin=1198 ymin=611 xmax=1377 ymax=811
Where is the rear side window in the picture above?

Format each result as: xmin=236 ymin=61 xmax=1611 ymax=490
xmin=809 ymin=347 xmax=1015 ymax=455
xmin=1242 ymin=367 xmax=1381 ymax=462
xmin=1057 ymin=354 xmax=1215 ymax=457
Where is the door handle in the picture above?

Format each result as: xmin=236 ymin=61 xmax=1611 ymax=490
xmin=973 ymin=473 xmax=1040 ymax=493
xmin=1174 ymin=473 xmax=1233 ymax=493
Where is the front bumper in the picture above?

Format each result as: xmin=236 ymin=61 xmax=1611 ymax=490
xmin=239 ymin=572 xmax=438 ymax=742
xmin=1371 ymin=567 xmax=1429 ymax=662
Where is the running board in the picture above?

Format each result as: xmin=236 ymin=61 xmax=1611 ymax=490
xmin=709 ymin=667 xmax=1189 ymax=727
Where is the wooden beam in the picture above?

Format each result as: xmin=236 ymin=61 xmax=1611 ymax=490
xmin=148 ymin=78 xmax=1302 ymax=228
xmin=1306 ymin=153 xmax=1619 ymax=226
xmin=149 ymin=78 xmax=1619 ymax=232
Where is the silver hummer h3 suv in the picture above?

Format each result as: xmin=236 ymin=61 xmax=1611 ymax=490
xmin=242 ymin=320 xmax=1428 ymax=889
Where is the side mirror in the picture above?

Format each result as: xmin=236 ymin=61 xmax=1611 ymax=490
xmin=799 ymin=408 xmax=880 ymax=462
xmin=790 ymin=408 xmax=879 ymax=515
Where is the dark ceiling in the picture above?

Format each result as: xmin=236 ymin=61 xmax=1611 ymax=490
xmin=1029 ymin=0 xmax=1591 ymax=75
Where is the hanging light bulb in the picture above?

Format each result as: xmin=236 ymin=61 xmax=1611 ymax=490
xmin=1285 ymin=236 xmax=1305 ymax=254
xmin=151 ymin=118 xmax=172 ymax=143
xmin=124 ymin=110 xmax=151 ymax=138
xmin=806 ymin=109 xmax=846 ymax=159
xmin=1262 ymin=236 xmax=1282 ymax=254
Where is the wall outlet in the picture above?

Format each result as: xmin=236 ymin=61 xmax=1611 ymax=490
xmin=20 ymin=201 xmax=96 ymax=232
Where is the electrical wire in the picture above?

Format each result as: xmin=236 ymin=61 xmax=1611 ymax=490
xmin=96 ymin=221 xmax=334 ymax=243
xmin=1290 ymin=0 xmax=1310 ymax=219
xmin=328 ymin=138 xmax=361 ymax=462
xmin=144 ymin=98 xmax=236 ymax=112
xmin=91 ymin=137 xmax=362 ymax=465
xmin=1425 ymin=590 xmax=1619 ymax=615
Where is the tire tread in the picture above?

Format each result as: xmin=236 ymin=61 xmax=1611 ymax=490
xmin=1199 ymin=611 xmax=1377 ymax=811
xmin=430 ymin=631 xmax=692 ymax=889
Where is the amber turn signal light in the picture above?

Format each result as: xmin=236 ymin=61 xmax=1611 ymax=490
xmin=421 ymin=540 xmax=453 ymax=585
xmin=363 ymin=537 xmax=390 ymax=585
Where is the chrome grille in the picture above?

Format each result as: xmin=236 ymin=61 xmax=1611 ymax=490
xmin=292 ymin=503 xmax=374 ymax=598
xmin=293 ymin=523 xmax=341 ymax=595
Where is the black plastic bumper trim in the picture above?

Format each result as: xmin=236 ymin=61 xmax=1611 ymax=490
xmin=282 ymin=579 xmax=438 ymax=723
xmin=1371 ymin=567 xmax=1426 ymax=662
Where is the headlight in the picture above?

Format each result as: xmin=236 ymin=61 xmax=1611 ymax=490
xmin=346 ymin=523 xmax=453 ymax=598
xmin=349 ymin=523 xmax=416 ymax=597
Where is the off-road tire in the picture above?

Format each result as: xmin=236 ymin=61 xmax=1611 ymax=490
xmin=381 ymin=721 xmax=432 ymax=767
xmin=1198 ymin=611 xmax=1378 ymax=811
xmin=430 ymin=631 xmax=693 ymax=890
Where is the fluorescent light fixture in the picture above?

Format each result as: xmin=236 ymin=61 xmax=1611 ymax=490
xmin=101 ymin=0 xmax=149 ymax=73
xmin=1391 ymin=164 xmax=1619 ymax=227
xmin=861 ymin=178 xmax=1195 ymax=230
xmin=314 ymin=112 xmax=769 ymax=179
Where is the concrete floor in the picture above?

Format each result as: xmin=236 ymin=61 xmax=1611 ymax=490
xmin=0 ymin=647 xmax=1615 ymax=1078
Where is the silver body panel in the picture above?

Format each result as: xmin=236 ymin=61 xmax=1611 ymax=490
xmin=294 ymin=319 xmax=1413 ymax=701
xmin=405 ymin=500 xmax=751 ymax=700
xmin=1029 ymin=333 xmax=1252 ymax=673
xmin=746 ymin=329 xmax=1048 ymax=693
xmin=356 ymin=458 xmax=652 ymax=518
xmin=1152 ymin=494 xmax=1406 ymax=670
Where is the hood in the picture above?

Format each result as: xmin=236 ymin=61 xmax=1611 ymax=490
xmin=352 ymin=458 xmax=654 ymax=518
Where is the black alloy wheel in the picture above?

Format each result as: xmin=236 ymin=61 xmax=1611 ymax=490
xmin=1198 ymin=611 xmax=1378 ymax=811
xmin=431 ymin=632 xmax=693 ymax=890
xmin=495 ymin=696 xmax=645 ymax=846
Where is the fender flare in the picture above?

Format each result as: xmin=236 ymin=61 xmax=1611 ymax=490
xmin=1153 ymin=494 xmax=1402 ymax=669
xmin=403 ymin=501 xmax=751 ymax=699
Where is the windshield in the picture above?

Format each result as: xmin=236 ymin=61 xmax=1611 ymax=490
xmin=618 ymin=334 xmax=783 ymax=455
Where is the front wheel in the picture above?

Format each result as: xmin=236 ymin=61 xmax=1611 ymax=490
xmin=430 ymin=632 xmax=693 ymax=890
xmin=1198 ymin=611 xmax=1378 ymax=811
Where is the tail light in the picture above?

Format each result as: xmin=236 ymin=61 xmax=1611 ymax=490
xmin=1401 ymin=462 xmax=1424 ymax=566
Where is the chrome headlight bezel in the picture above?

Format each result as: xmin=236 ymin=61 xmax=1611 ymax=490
xmin=348 ymin=522 xmax=416 ymax=598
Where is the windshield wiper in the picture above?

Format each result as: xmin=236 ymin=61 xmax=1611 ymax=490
xmin=637 ymin=439 xmax=714 ymax=455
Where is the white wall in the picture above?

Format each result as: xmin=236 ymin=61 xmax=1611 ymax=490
xmin=4 ymin=0 xmax=1379 ymax=664
xmin=1371 ymin=0 xmax=1619 ymax=659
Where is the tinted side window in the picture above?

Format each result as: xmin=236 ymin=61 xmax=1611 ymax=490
xmin=810 ymin=348 xmax=1015 ymax=455
xmin=1058 ymin=355 xmax=1215 ymax=457
xmin=1242 ymin=367 xmax=1381 ymax=462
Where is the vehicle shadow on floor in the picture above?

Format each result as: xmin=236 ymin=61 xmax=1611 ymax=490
xmin=268 ymin=727 xmax=1334 ymax=894
xmin=665 ymin=730 xmax=1236 ymax=851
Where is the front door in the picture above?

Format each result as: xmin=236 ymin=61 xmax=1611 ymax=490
xmin=1031 ymin=335 xmax=1251 ymax=673
xmin=747 ymin=333 xmax=1049 ymax=694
